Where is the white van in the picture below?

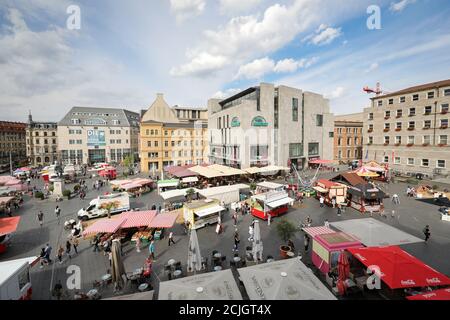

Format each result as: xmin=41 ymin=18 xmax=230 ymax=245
xmin=77 ymin=192 xmax=130 ymax=220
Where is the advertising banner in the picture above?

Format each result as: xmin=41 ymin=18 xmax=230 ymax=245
xmin=87 ymin=129 xmax=106 ymax=146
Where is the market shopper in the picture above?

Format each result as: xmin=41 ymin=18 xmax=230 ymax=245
xmin=423 ymin=225 xmax=431 ymax=242
xmin=149 ymin=240 xmax=156 ymax=260
xmin=304 ymin=234 xmax=310 ymax=252
xmin=267 ymin=212 xmax=272 ymax=226
xmin=71 ymin=237 xmax=79 ymax=254
xmin=92 ymin=236 xmax=100 ymax=252
xmin=37 ymin=211 xmax=44 ymax=227
xmin=168 ymin=231 xmax=175 ymax=246
xmin=319 ymin=196 xmax=324 ymax=208
xmin=65 ymin=240 xmax=72 ymax=259
xmin=57 ymin=245 xmax=64 ymax=264
xmin=233 ymin=232 xmax=240 ymax=252
xmin=44 ymin=244 xmax=52 ymax=263
xmin=136 ymin=236 xmax=141 ymax=253
xmin=55 ymin=206 xmax=61 ymax=224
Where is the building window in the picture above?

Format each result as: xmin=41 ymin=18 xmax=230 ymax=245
xmin=384 ymin=123 xmax=390 ymax=130
xmin=400 ymin=97 xmax=405 ymax=103
xmin=442 ymin=104 xmax=449 ymax=113
xmin=441 ymin=119 xmax=449 ymax=128
xmin=337 ymin=138 xmax=341 ymax=146
xmin=437 ymin=160 xmax=446 ymax=169
xmin=347 ymin=150 xmax=351 ymax=158
xmin=165 ymin=130 xmax=168 ymax=136
xmin=423 ymin=135 xmax=430 ymax=145
xmin=71 ymin=119 xmax=80 ymax=124
xmin=385 ymin=111 xmax=390 ymax=118
xmin=147 ymin=141 xmax=151 ymax=147
xmin=368 ymin=113 xmax=373 ymax=120
xmin=444 ymin=89 xmax=450 ymax=96
xmin=427 ymin=91 xmax=434 ymax=99
xmin=408 ymin=121 xmax=415 ymax=129
xmin=424 ymin=106 xmax=432 ymax=115
xmin=338 ymin=150 xmax=342 ymax=159
xmin=408 ymin=136 xmax=415 ymax=145
xmin=409 ymin=108 xmax=416 ymax=116
xmin=292 ymin=98 xmax=298 ymax=122
xmin=329 ymin=132 xmax=334 ymax=138
xmin=354 ymin=137 xmax=358 ymax=145
xmin=251 ymin=116 xmax=268 ymax=127
xmin=347 ymin=137 xmax=351 ymax=145
xmin=388 ymin=99 xmax=394 ymax=105
xmin=412 ymin=94 xmax=419 ymax=101
xmin=396 ymin=109 xmax=402 ymax=117
xmin=368 ymin=136 xmax=373 ymax=144
xmin=378 ymin=100 xmax=383 ymax=107
xmin=289 ymin=143 xmax=303 ymax=157
xmin=407 ymin=158 xmax=414 ymax=166
xmin=308 ymin=143 xmax=319 ymax=155
xmin=383 ymin=156 xmax=389 ymax=163
xmin=440 ymin=135 xmax=448 ymax=145
xmin=164 ymin=141 xmax=168 ymax=147
xmin=368 ymin=124 xmax=374 ymax=131
xmin=164 ymin=151 xmax=168 ymax=157
xmin=316 ymin=114 xmax=323 ymax=127
xmin=171 ymin=141 xmax=175 ymax=147
xmin=421 ymin=159 xmax=429 ymax=167
xmin=394 ymin=157 xmax=400 ymax=164
xmin=423 ymin=120 xmax=431 ymax=129
xmin=395 ymin=136 xmax=401 ymax=144
xmin=384 ymin=136 xmax=390 ymax=144
xmin=396 ymin=122 xmax=402 ymax=129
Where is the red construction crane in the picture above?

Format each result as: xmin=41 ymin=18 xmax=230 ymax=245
xmin=363 ymin=82 xmax=383 ymax=95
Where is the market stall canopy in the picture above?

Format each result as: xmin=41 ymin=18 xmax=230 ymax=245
xmin=302 ymin=226 xmax=336 ymax=238
xmin=363 ymin=166 xmax=385 ymax=173
xmin=194 ymin=205 xmax=225 ymax=218
xmin=158 ymin=269 xmax=242 ymax=300
xmin=0 ymin=196 xmax=15 ymax=205
xmin=266 ymin=196 xmax=294 ymax=208
xmin=188 ymin=165 xmax=224 ymax=178
xmin=353 ymin=167 xmax=380 ymax=177
xmin=197 ymin=184 xmax=249 ymax=199
xmin=0 ymin=216 xmax=21 ymax=236
xmin=110 ymin=179 xmax=132 ymax=187
xmin=173 ymin=169 xmax=198 ymax=178
xmin=312 ymin=186 xmax=327 ymax=193
xmin=120 ymin=210 xmax=157 ymax=229
xmin=208 ymin=164 xmax=247 ymax=176
xmin=330 ymin=218 xmax=423 ymax=246
xmin=245 ymin=165 xmax=290 ymax=174
xmin=406 ymin=288 xmax=450 ymax=300
xmin=82 ymin=218 xmax=125 ymax=236
xmin=181 ymin=176 xmax=199 ymax=183
xmin=157 ymin=179 xmax=180 ymax=188
xmin=348 ymin=246 xmax=450 ymax=289
xmin=257 ymin=181 xmax=285 ymax=190
xmin=121 ymin=182 xmax=142 ymax=190
xmin=309 ymin=159 xmax=333 ymax=165
xmin=132 ymin=178 xmax=153 ymax=185
xmin=347 ymin=184 xmax=385 ymax=200
xmin=238 ymin=258 xmax=336 ymax=300
xmin=160 ymin=188 xmax=199 ymax=200
xmin=4 ymin=179 xmax=22 ymax=186
xmin=148 ymin=212 xmax=179 ymax=228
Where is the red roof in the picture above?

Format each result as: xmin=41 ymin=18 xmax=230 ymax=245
xmin=148 ymin=212 xmax=178 ymax=228
xmin=317 ymin=179 xmax=340 ymax=189
xmin=348 ymin=246 xmax=450 ymax=289
xmin=0 ymin=217 xmax=21 ymax=236
xmin=120 ymin=210 xmax=157 ymax=229
xmin=406 ymin=288 xmax=450 ymax=300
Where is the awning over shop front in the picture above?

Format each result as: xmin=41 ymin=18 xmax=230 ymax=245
xmin=0 ymin=216 xmax=21 ymax=236
xmin=148 ymin=212 xmax=179 ymax=228
xmin=312 ymin=186 xmax=328 ymax=193
xmin=302 ymin=226 xmax=335 ymax=238
xmin=83 ymin=218 xmax=125 ymax=236
xmin=120 ymin=210 xmax=157 ymax=229
xmin=182 ymin=176 xmax=198 ymax=183
xmin=348 ymin=246 xmax=450 ymax=289
xmin=194 ymin=205 xmax=225 ymax=218
xmin=266 ymin=197 xmax=294 ymax=208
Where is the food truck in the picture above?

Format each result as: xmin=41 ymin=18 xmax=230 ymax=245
xmin=0 ymin=256 xmax=38 ymax=300
xmin=250 ymin=191 xmax=294 ymax=220
xmin=346 ymin=183 xmax=385 ymax=213
xmin=313 ymin=179 xmax=348 ymax=206
xmin=77 ymin=192 xmax=130 ymax=220
xmin=183 ymin=199 xmax=225 ymax=230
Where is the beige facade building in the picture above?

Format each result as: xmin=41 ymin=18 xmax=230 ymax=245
xmin=334 ymin=113 xmax=363 ymax=163
xmin=26 ymin=113 xmax=58 ymax=166
xmin=0 ymin=121 xmax=27 ymax=171
xmin=140 ymin=94 xmax=208 ymax=175
xmin=363 ymin=79 xmax=450 ymax=177
xmin=207 ymin=83 xmax=334 ymax=169
xmin=58 ymin=107 xmax=140 ymax=165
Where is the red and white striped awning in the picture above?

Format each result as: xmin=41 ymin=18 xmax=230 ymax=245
xmin=120 ymin=210 xmax=157 ymax=229
xmin=302 ymin=226 xmax=335 ymax=238
xmin=83 ymin=218 xmax=125 ymax=236
xmin=148 ymin=212 xmax=178 ymax=228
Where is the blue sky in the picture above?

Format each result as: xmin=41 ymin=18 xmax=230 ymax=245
xmin=1 ymin=0 xmax=450 ymax=121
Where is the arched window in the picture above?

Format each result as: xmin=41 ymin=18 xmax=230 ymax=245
xmin=44 ymin=157 xmax=50 ymax=163
xmin=231 ymin=117 xmax=240 ymax=127
xmin=251 ymin=116 xmax=268 ymax=127
xmin=36 ymin=157 xmax=41 ymax=163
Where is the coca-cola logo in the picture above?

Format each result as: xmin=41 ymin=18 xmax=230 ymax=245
xmin=426 ymin=277 xmax=441 ymax=284
xmin=401 ymin=279 xmax=415 ymax=286
xmin=422 ymin=293 xmax=436 ymax=299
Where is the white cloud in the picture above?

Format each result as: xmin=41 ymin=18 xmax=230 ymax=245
xmin=389 ymin=0 xmax=416 ymax=12
xmin=170 ymin=52 xmax=229 ymax=77
xmin=236 ymin=56 xmax=318 ymax=79
xmin=219 ymin=0 xmax=262 ymax=14
xmin=365 ymin=62 xmax=379 ymax=73
xmin=309 ymin=25 xmax=342 ymax=45
xmin=327 ymin=86 xmax=345 ymax=99
xmin=170 ymin=0 xmax=206 ymax=23
xmin=212 ymin=88 xmax=241 ymax=99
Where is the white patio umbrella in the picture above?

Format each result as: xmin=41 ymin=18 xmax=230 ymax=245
xmin=252 ymin=220 xmax=263 ymax=263
xmin=187 ymin=228 xmax=202 ymax=273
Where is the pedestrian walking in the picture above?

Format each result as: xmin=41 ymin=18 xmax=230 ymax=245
xmin=233 ymin=232 xmax=240 ymax=252
xmin=44 ymin=244 xmax=52 ymax=263
xmin=392 ymin=194 xmax=400 ymax=205
xmin=57 ymin=245 xmax=64 ymax=264
xmin=55 ymin=206 xmax=61 ymax=224
xmin=92 ymin=235 xmax=100 ymax=252
xmin=39 ymin=248 xmax=48 ymax=268
xmin=319 ymin=196 xmax=324 ymax=208
xmin=324 ymin=219 xmax=330 ymax=228
xmin=37 ymin=211 xmax=44 ymax=227
xmin=6 ymin=205 xmax=11 ymax=217
xmin=423 ymin=225 xmax=431 ymax=242
xmin=248 ymin=224 xmax=254 ymax=242
xmin=331 ymin=197 xmax=336 ymax=208
xmin=337 ymin=205 xmax=342 ymax=216
xmin=136 ymin=236 xmax=141 ymax=253
xmin=232 ymin=211 xmax=238 ymax=227
xmin=304 ymin=234 xmax=309 ymax=252
xmin=72 ymin=237 xmax=79 ymax=254
xmin=149 ymin=240 xmax=156 ymax=260
xmin=168 ymin=231 xmax=175 ymax=246
xmin=267 ymin=212 xmax=271 ymax=226
xmin=65 ymin=240 xmax=72 ymax=259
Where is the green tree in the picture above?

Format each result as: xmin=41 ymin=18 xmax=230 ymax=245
xmin=186 ymin=188 xmax=196 ymax=202
xmin=123 ymin=155 xmax=135 ymax=173
xmin=100 ymin=201 xmax=120 ymax=219
xmin=276 ymin=219 xmax=298 ymax=243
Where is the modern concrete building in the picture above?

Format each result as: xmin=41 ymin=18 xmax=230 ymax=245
xmin=363 ymin=79 xmax=450 ymax=177
xmin=0 ymin=121 xmax=27 ymax=171
xmin=26 ymin=113 xmax=58 ymax=166
xmin=140 ymin=93 xmax=208 ymax=174
xmin=58 ymin=107 xmax=140 ymax=165
xmin=334 ymin=113 xmax=363 ymax=163
xmin=207 ymin=83 xmax=334 ymax=169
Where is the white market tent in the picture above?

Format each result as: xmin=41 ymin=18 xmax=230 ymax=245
xmin=158 ymin=269 xmax=243 ymax=300
xmin=197 ymin=184 xmax=249 ymax=204
xmin=195 ymin=205 xmax=225 ymax=217
xmin=330 ymin=218 xmax=424 ymax=247
xmin=160 ymin=188 xmax=200 ymax=201
xmin=208 ymin=164 xmax=247 ymax=176
xmin=257 ymin=181 xmax=285 ymax=190
xmin=238 ymin=258 xmax=336 ymax=300
xmin=188 ymin=165 xmax=224 ymax=178
xmin=181 ymin=176 xmax=199 ymax=183
xmin=245 ymin=165 xmax=290 ymax=174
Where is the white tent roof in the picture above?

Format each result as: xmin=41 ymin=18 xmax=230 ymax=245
xmin=198 ymin=184 xmax=249 ymax=198
xmin=160 ymin=188 xmax=199 ymax=200
xmin=245 ymin=165 xmax=290 ymax=174
xmin=182 ymin=176 xmax=199 ymax=183
xmin=194 ymin=205 xmax=225 ymax=217
xmin=266 ymin=197 xmax=294 ymax=208
xmin=208 ymin=164 xmax=247 ymax=176
xmin=158 ymin=269 xmax=243 ymax=300
xmin=0 ymin=256 xmax=38 ymax=286
xmin=257 ymin=181 xmax=285 ymax=190
xmin=238 ymin=258 xmax=336 ymax=300
xmin=188 ymin=165 xmax=224 ymax=178
xmin=330 ymin=218 xmax=424 ymax=247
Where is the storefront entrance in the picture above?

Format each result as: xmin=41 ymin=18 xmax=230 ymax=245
xmin=88 ymin=149 xmax=106 ymax=164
